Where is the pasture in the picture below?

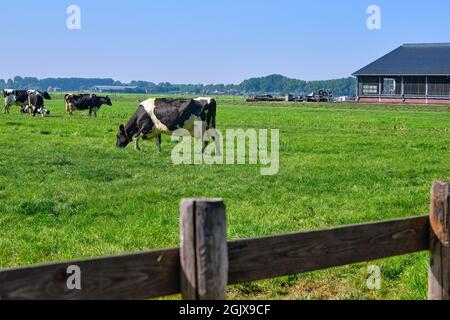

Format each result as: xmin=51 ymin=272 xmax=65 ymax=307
xmin=0 ymin=94 xmax=450 ymax=300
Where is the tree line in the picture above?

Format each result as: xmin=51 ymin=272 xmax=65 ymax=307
xmin=0 ymin=75 xmax=356 ymax=96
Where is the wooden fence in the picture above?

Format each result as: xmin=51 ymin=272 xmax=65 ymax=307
xmin=0 ymin=181 xmax=449 ymax=300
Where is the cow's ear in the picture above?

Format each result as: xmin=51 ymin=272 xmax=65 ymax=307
xmin=119 ymin=124 xmax=125 ymax=132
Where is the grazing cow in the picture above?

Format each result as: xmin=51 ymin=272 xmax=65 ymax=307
xmin=3 ymin=89 xmax=29 ymax=114
xmin=65 ymin=94 xmax=112 ymax=117
xmin=21 ymin=105 xmax=50 ymax=116
xmin=116 ymin=97 xmax=219 ymax=154
xmin=27 ymin=91 xmax=52 ymax=116
xmin=2 ymin=89 xmax=51 ymax=115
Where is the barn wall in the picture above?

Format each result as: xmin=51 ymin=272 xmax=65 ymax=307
xmin=357 ymin=97 xmax=450 ymax=105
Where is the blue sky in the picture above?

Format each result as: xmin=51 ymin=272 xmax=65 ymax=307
xmin=2 ymin=0 xmax=450 ymax=84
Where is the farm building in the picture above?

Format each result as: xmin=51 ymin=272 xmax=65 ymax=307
xmin=91 ymin=85 xmax=142 ymax=93
xmin=353 ymin=43 xmax=450 ymax=104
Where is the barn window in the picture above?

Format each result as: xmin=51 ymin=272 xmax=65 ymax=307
xmin=360 ymin=76 xmax=379 ymax=95
xmin=382 ymin=77 xmax=401 ymax=95
xmin=428 ymin=76 xmax=450 ymax=96
xmin=363 ymin=85 xmax=378 ymax=94
xmin=404 ymin=76 xmax=426 ymax=96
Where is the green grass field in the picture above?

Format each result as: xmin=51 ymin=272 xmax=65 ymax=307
xmin=1 ymin=94 xmax=450 ymax=300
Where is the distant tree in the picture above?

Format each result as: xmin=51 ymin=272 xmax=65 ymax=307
xmin=0 ymin=75 xmax=356 ymax=96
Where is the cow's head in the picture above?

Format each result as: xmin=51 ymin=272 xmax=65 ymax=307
xmin=116 ymin=124 xmax=132 ymax=148
xmin=42 ymin=92 xmax=51 ymax=100
xmin=102 ymin=96 xmax=112 ymax=106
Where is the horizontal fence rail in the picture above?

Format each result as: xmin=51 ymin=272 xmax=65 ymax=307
xmin=227 ymin=216 xmax=430 ymax=285
xmin=0 ymin=248 xmax=181 ymax=300
xmin=0 ymin=216 xmax=430 ymax=300
xmin=0 ymin=181 xmax=449 ymax=300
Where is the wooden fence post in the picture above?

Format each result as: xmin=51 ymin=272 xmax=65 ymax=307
xmin=180 ymin=199 xmax=228 ymax=300
xmin=428 ymin=181 xmax=450 ymax=300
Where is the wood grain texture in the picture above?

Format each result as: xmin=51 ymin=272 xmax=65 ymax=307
xmin=180 ymin=199 xmax=228 ymax=300
xmin=228 ymin=216 xmax=429 ymax=285
xmin=0 ymin=214 xmax=430 ymax=300
xmin=429 ymin=181 xmax=450 ymax=300
xmin=429 ymin=181 xmax=450 ymax=246
xmin=428 ymin=233 xmax=450 ymax=300
xmin=0 ymin=248 xmax=180 ymax=300
xmin=194 ymin=200 xmax=228 ymax=300
xmin=180 ymin=199 xmax=197 ymax=300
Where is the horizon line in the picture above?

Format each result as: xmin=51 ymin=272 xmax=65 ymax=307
xmin=0 ymin=74 xmax=355 ymax=86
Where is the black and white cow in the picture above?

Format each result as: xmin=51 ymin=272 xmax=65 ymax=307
xmin=3 ymin=89 xmax=28 ymax=114
xmin=3 ymin=89 xmax=51 ymax=115
xmin=116 ymin=97 xmax=219 ymax=154
xmin=65 ymin=94 xmax=112 ymax=117
xmin=20 ymin=105 xmax=50 ymax=116
xmin=27 ymin=91 xmax=52 ymax=116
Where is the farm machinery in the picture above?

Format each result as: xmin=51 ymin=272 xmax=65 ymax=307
xmin=304 ymin=90 xmax=333 ymax=102
xmin=246 ymin=90 xmax=333 ymax=103
xmin=245 ymin=94 xmax=284 ymax=102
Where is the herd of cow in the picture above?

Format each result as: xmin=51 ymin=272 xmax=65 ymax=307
xmin=3 ymin=89 xmax=52 ymax=116
xmin=2 ymin=89 xmax=112 ymax=117
xmin=2 ymin=89 xmax=219 ymax=153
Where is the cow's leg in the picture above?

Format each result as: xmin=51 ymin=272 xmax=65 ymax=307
xmin=31 ymin=104 xmax=38 ymax=117
xmin=66 ymin=103 xmax=73 ymax=116
xmin=202 ymin=138 xmax=221 ymax=156
xmin=202 ymin=127 xmax=208 ymax=154
xmin=203 ymin=129 xmax=222 ymax=156
xmin=134 ymin=133 xmax=141 ymax=151
xmin=156 ymin=135 xmax=162 ymax=153
xmin=93 ymin=107 xmax=98 ymax=118
xmin=213 ymin=136 xmax=222 ymax=156
xmin=202 ymin=140 xmax=209 ymax=153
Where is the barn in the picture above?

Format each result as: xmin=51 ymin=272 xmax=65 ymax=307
xmin=353 ymin=43 xmax=450 ymax=104
xmin=91 ymin=85 xmax=142 ymax=93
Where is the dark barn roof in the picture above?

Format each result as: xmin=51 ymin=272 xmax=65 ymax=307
xmin=353 ymin=43 xmax=450 ymax=76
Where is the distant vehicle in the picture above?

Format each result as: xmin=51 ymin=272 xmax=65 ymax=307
xmin=291 ymin=96 xmax=304 ymax=102
xmin=284 ymin=94 xmax=304 ymax=102
xmin=246 ymin=90 xmax=333 ymax=103
xmin=305 ymin=90 xmax=333 ymax=102
xmin=246 ymin=94 xmax=284 ymax=102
